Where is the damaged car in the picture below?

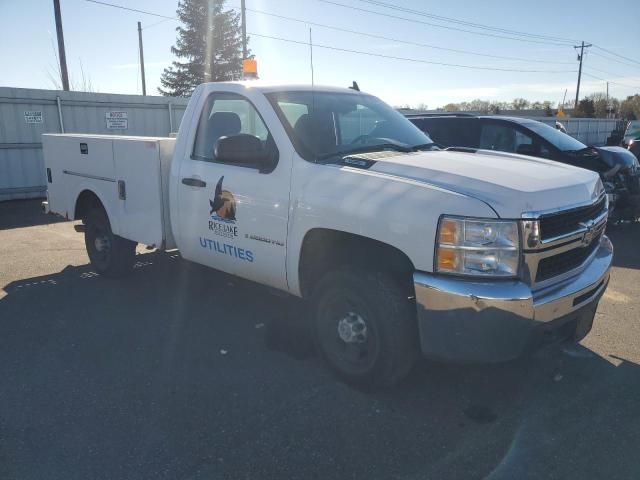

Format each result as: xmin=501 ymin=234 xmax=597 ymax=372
xmin=408 ymin=115 xmax=640 ymax=222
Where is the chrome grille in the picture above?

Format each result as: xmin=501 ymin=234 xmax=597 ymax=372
xmin=539 ymin=196 xmax=606 ymax=241
xmin=535 ymin=232 xmax=602 ymax=282
xmin=522 ymin=194 xmax=607 ymax=286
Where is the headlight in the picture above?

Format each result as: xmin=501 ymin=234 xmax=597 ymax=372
xmin=435 ymin=216 xmax=520 ymax=277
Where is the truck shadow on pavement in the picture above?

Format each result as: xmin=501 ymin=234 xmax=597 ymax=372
xmin=607 ymin=222 xmax=640 ymax=269
xmin=1 ymin=250 xmax=640 ymax=479
xmin=0 ymin=199 xmax=68 ymax=230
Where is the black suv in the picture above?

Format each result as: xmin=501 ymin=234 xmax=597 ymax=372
xmin=408 ymin=115 xmax=640 ymax=222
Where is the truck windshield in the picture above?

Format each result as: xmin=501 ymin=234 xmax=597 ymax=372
xmin=266 ymin=90 xmax=434 ymax=161
xmin=523 ymin=120 xmax=587 ymax=152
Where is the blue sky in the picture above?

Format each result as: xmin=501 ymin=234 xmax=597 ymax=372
xmin=2 ymin=0 xmax=639 ymax=107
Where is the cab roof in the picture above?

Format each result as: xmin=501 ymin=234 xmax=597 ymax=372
xmin=199 ymin=81 xmax=373 ymax=96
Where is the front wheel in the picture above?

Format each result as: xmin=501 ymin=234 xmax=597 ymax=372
xmin=84 ymin=207 xmax=136 ymax=277
xmin=312 ymin=268 xmax=418 ymax=387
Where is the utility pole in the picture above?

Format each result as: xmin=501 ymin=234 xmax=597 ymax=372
xmin=241 ymin=0 xmax=247 ymax=59
xmin=53 ymin=0 xmax=70 ymax=91
xmin=574 ymin=41 xmax=592 ymax=112
xmin=241 ymin=0 xmax=247 ymax=80
xmin=309 ymin=28 xmax=314 ymax=87
xmin=137 ymin=21 xmax=147 ymax=96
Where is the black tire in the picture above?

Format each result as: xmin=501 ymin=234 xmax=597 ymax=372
xmin=84 ymin=207 xmax=136 ymax=277
xmin=311 ymin=268 xmax=418 ymax=387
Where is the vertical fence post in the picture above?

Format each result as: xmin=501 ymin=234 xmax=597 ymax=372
xmin=585 ymin=120 xmax=589 ymax=145
xmin=56 ymin=95 xmax=65 ymax=133
xmin=168 ymin=102 xmax=174 ymax=134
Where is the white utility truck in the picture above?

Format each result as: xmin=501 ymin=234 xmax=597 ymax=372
xmin=42 ymin=82 xmax=613 ymax=386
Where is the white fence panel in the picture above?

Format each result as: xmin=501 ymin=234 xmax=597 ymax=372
xmin=0 ymin=87 xmax=189 ymax=201
xmin=533 ymin=117 xmax=618 ymax=146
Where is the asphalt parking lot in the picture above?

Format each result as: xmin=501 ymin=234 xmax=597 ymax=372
xmin=1 ymin=199 xmax=639 ymax=480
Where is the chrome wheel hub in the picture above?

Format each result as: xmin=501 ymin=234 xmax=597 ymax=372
xmin=337 ymin=312 xmax=367 ymax=344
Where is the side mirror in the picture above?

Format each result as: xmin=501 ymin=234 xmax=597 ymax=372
xmin=214 ymin=134 xmax=268 ymax=166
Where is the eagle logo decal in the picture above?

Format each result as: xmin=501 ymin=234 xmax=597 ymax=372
xmin=209 ymin=176 xmax=236 ymax=221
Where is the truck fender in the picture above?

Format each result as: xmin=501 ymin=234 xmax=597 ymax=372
xmin=71 ymin=182 xmax=121 ymax=235
xmin=292 ymin=227 xmax=416 ymax=299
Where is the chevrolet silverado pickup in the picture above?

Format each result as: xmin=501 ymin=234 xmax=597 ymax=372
xmin=42 ymin=82 xmax=613 ymax=387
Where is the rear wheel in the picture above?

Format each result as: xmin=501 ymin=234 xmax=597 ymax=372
xmin=312 ymin=268 xmax=417 ymax=387
xmin=84 ymin=207 xmax=136 ymax=277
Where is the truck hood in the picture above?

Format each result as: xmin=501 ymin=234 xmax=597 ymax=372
xmin=366 ymin=149 xmax=602 ymax=218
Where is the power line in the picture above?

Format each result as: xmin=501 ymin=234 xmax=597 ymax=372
xmin=582 ymin=72 xmax=606 ymax=82
xmin=589 ymin=50 xmax=640 ymax=70
xmin=248 ymin=32 xmax=576 ymax=73
xmin=585 ymin=64 xmax=632 ymax=80
xmin=582 ymin=72 xmax=640 ymax=90
xmin=611 ymin=80 xmax=640 ymax=90
xmin=82 ymin=0 xmax=577 ymax=70
xmin=143 ymin=17 xmax=176 ymax=30
xmin=83 ymin=0 xmax=220 ymax=30
xmin=593 ymin=45 xmax=640 ymax=67
xmin=245 ymin=7 xmax=574 ymax=65
xmin=355 ymin=0 xmax=578 ymax=44
xmin=81 ymin=0 xmax=592 ymax=79
xmin=84 ymin=0 xmax=640 ymax=81
xmin=85 ymin=0 xmax=175 ymax=19
xmin=318 ymin=0 xmax=575 ymax=47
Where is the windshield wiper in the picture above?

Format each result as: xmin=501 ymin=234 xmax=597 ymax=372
xmin=317 ymin=143 xmax=412 ymax=162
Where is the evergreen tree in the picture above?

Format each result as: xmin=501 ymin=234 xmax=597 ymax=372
xmin=575 ymin=98 xmax=596 ymax=118
xmin=159 ymin=0 xmax=245 ymax=96
xmin=544 ymin=103 xmax=553 ymax=117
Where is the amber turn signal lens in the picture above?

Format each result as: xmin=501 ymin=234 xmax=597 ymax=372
xmin=438 ymin=218 xmax=458 ymax=245
xmin=437 ymin=248 xmax=458 ymax=271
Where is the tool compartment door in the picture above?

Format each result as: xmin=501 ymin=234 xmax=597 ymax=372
xmin=43 ymin=135 xmax=116 ymax=219
xmin=112 ymin=138 xmax=165 ymax=247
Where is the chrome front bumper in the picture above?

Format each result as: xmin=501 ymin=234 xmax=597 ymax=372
xmin=413 ymin=235 xmax=613 ymax=362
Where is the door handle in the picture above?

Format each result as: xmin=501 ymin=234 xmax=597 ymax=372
xmin=182 ymin=177 xmax=207 ymax=188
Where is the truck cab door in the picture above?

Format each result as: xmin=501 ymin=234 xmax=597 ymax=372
xmin=175 ymin=92 xmax=290 ymax=291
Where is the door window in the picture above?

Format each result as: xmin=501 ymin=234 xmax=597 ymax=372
xmin=192 ymin=93 xmax=271 ymax=162
xmin=515 ymin=130 xmax=533 ymax=149
xmin=514 ymin=130 xmax=537 ymax=155
xmin=479 ymin=123 xmax=517 ymax=152
xmin=278 ymin=102 xmax=309 ymax=129
xmin=480 ymin=122 xmax=539 ymax=155
xmin=424 ymin=118 xmax=479 ymax=148
xmin=539 ymin=143 xmax=551 ymax=158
